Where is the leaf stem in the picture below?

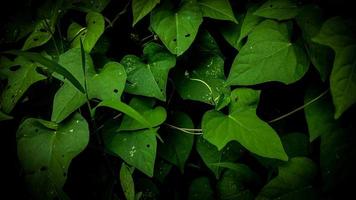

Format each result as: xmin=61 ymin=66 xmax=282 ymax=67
xmin=165 ymin=123 xmax=203 ymax=135
xmin=268 ymin=89 xmax=329 ymax=123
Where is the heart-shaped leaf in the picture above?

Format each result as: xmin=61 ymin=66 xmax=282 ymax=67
xmin=198 ymin=0 xmax=237 ymax=23
xmin=67 ymin=12 xmax=105 ymax=52
xmin=254 ymin=0 xmax=300 ymax=21
xmin=132 ymin=0 xmax=160 ymax=26
xmin=227 ymin=20 xmax=309 ymax=86
xmin=16 ymin=113 xmax=89 ymax=199
xmin=150 ymin=0 xmax=203 ymax=55
xmin=121 ymin=42 xmax=175 ymax=101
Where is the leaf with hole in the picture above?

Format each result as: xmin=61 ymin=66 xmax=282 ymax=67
xmin=132 ymin=0 xmax=160 ymax=26
xmin=52 ymin=48 xmax=126 ymax=122
xmin=67 ymin=12 xmax=105 ymax=52
xmin=16 ymin=113 xmax=89 ymax=199
xmin=226 ymin=20 xmax=309 ymax=86
xmin=198 ymin=0 xmax=237 ymax=23
xmin=121 ymin=42 xmax=176 ymax=101
xmin=150 ymin=0 xmax=203 ymax=55
xmin=104 ymin=128 xmax=158 ymax=177
xmin=22 ymin=19 xmax=54 ymax=51
xmin=256 ymin=157 xmax=318 ymax=200
xmin=159 ymin=112 xmax=194 ymax=172
xmin=0 ymin=56 xmax=46 ymax=113
xmin=202 ymin=88 xmax=288 ymax=161
xmin=119 ymin=97 xmax=166 ymax=131
xmin=254 ymin=0 xmax=300 ymax=21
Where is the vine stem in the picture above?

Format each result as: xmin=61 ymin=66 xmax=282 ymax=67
xmin=268 ymin=89 xmax=329 ymax=123
xmin=164 ymin=124 xmax=203 ymax=135
xmin=105 ymin=0 xmax=131 ymax=29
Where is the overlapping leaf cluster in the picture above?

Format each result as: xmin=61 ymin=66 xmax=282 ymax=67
xmin=0 ymin=0 xmax=355 ymax=199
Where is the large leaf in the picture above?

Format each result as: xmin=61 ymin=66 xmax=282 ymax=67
xmin=17 ymin=113 xmax=89 ymax=199
xmin=202 ymin=88 xmax=288 ymax=160
xmin=330 ymin=45 xmax=356 ymax=118
xmin=52 ymin=48 xmax=126 ymax=122
xmin=0 ymin=56 xmax=46 ymax=113
xmin=253 ymin=0 xmax=300 ymax=21
xmin=104 ymin=128 xmax=158 ymax=177
xmin=312 ymin=17 xmax=356 ymax=52
xmin=22 ymin=19 xmax=54 ymax=50
xmin=188 ymin=177 xmax=214 ymax=200
xmin=67 ymin=12 xmax=105 ymax=52
xmin=296 ymin=5 xmax=333 ymax=81
xmin=120 ymin=163 xmax=135 ymax=200
xmin=256 ymin=157 xmax=318 ymax=200
xmin=196 ymin=137 xmax=243 ymax=179
xmin=150 ymin=0 xmax=203 ymax=55
xmin=174 ymin=54 xmax=230 ymax=106
xmin=198 ymin=0 xmax=237 ymax=23
xmin=304 ymin=87 xmax=336 ymax=141
xmin=119 ymin=97 xmax=166 ymax=131
xmin=159 ymin=112 xmax=194 ymax=172
xmin=121 ymin=42 xmax=175 ymax=101
xmin=226 ymin=20 xmax=309 ymax=86
xmin=132 ymin=0 xmax=160 ymax=26
xmin=220 ymin=4 xmax=262 ymax=50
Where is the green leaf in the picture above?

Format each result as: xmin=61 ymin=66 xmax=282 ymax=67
xmin=226 ymin=20 xmax=309 ymax=85
xmin=188 ymin=177 xmax=214 ymax=200
xmin=229 ymin=88 xmax=260 ymax=113
xmin=0 ymin=110 xmax=13 ymax=121
xmin=0 ymin=56 xmax=46 ymax=113
xmin=304 ymin=87 xmax=336 ymax=141
xmin=67 ymin=12 xmax=105 ymax=52
xmin=22 ymin=19 xmax=54 ymax=50
xmin=220 ymin=4 xmax=262 ymax=50
xmin=196 ymin=137 xmax=243 ymax=179
xmin=330 ymin=45 xmax=356 ymax=119
xmin=198 ymin=0 xmax=237 ymax=23
xmin=296 ymin=5 xmax=333 ymax=81
xmin=202 ymin=88 xmax=288 ymax=160
xmin=150 ymin=0 xmax=203 ymax=55
xmin=256 ymin=157 xmax=318 ymax=200
xmin=98 ymin=100 xmax=152 ymax=129
xmin=154 ymin=159 xmax=172 ymax=183
xmin=217 ymin=169 xmax=256 ymax=200
xmin=159 ymin=112 xmax=194 ymax=172
xmin=119 ymin=98 xmax=166 ymax=131
xmin=16 ymin=113 xmax=89 ymax=199
xmin=7 ymin=51 xmax=86 ymax=94
xmin=174 ymin=55 xmax=230 ymax=106
xmin=121 ymin=42 xmax=176 ymax=101
xmin=51 ymin=48 xmax=126 ymax=122
xmin=120 ymin=163 xmax=135 ymax=200
xmin=281 ymin=133 xmax=309 ymax=157
xmin=104 ymin=128 xmax=158 ymax=177
xmin=253 ymin=0 xmax=300 ymax=21
xmin=312 ymin=17 xmax=356 ymax=52
xmin=132 ymin=0 xmax=160 ymax=26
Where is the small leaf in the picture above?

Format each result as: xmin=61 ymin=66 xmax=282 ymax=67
xmin=188 ymin=177 xmax=214 ymax=200
xmin=330 ymin=45 xmax=356 ymax=118
xmin=256 ymin=157 xmax=318 ymax=200
xmin=132 ymin=0 xmax=160 ymax=26
xmin=159 ymin=112 xmax=194 ymax=172
xmin=254 ymin=0 xmax=300 ymax=21
xmin=226 ymin=20 xmax=309 ymax=86
xmin=104 ymin=128 xmax=157 ymax=177
xmin=220 ymin=4 xmax=262 ymax=50
xmin=17 ymin=113 xmax=89 ymax=199
xmin=196 ymin=137 xmax=243 ymax=179
xmin=150 ymin=0 xmax=203 ymax=55
xmin=120 ymin=163 xmax=135 ymax=200
xmin=22 ymin=19 xmax=54 ymax=50
xmin=0 ymin=56 xmax=46 ymax=113
xmin=202 ymin=88 xmax=288 ymax=161
xmin=67 ymin=12 xmax=105 ymax=52
xmin=119 ymin=97 xmax=166 ymax=131
xmin=198 ymin=0 xmax=237 ymax=23
xmin=121 ymin=42 xmax=176 ymax=101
